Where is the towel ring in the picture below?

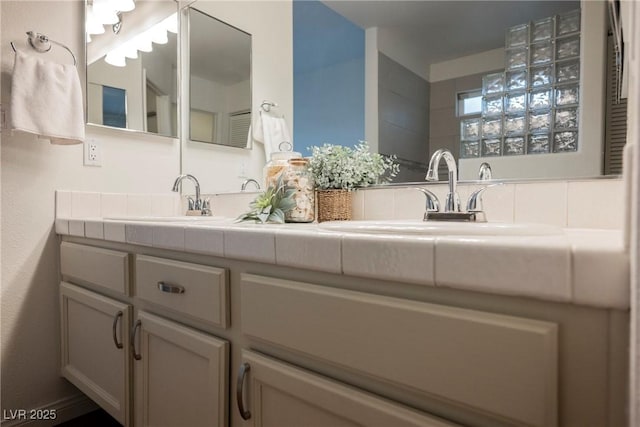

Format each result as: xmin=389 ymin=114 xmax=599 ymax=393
xmin=261 ymin=101 xmax=277 ymax=112
xmin=10 ymin=31 xmax=77 ymax=66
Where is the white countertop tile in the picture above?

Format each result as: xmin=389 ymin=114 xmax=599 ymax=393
xmin=152 ymin=224 xmax=185 ymax=251
xmin=435 ymin=235 xmax=572 ymax=302
xmin=84 ymin=220 xmax=104 ymax=240
xmin=125 ymin=223 xmax=154 ymax=247
xmin=275 ymin=227 xmax=342 ymax=273
xmin=184 ymin=225 xmax=225 ymax=257
xmin=55 ymin=217 xmax=628 ymax=309
xmin=223 ymin=224 xmax=276 ymax=264
xmin=68 ymin=219 xmax=86 ymax=237
xmin=342 ymin=233 xmax=436 ymax=286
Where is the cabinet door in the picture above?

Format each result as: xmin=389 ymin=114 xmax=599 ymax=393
xmin=236 ymin=350 xmax=460 ymax=427
xmin=133 ymin=311 xmax=228 ymax=427
xmin=60 ymin=282 xmax=131 ymax=425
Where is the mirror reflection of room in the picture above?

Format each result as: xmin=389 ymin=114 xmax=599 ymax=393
xmin=295 ymin=0 xmax=627 ymax=181
xmin=188 ymin=8 xmax=252 ymax=148
xmin=86 ymin=0 xmax=178 ymax=138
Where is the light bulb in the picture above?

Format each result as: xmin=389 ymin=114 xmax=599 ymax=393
xmin=105 ymin=51 xmax=126 ymax=67
xmin=149 ymin=26 xmax=168 ymax=45
xmin=86 ymin=6 xmax=106 ymax=35
xmin=133 ymin=33 xmax=153 ymax=52
xmin=121 ymin=43 xmax=139 ymax=59
xmin=163 ymin=13 xmax=178 ymax=34
xmin=93 ymin=0 xmax=119 ymax=25
xmin=111 ymin=0 xmax=135 ymax=12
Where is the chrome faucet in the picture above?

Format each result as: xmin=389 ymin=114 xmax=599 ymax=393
xmin=478 ymin=162 xmax=493 ymax=180
xmin=425 ymin=149 xmax=460 ymax=212
xmin=171 ymin=174 xmax=211 ymax=215
xmin=241 ymin=178 xmax=261 ymax=191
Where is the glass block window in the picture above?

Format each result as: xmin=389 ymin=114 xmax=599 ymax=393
xmin=461 ymin=8 xmax=581 ymax=158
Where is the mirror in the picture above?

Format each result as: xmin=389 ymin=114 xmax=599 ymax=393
xmin=189 ymin=8 xmax=252 ymax=147
xmin=292 ymin=0 xmax=625 ymax=182
xmin=86 ymin=0 xmax=178 ymax=138
xmin=179 ymin=0 xmax=622 ymax=193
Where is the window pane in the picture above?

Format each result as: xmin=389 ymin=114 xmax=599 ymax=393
xmin=458 ymin=90 xmax=482 ymax=116
xmin=103 ymin=86 xmax=126 ymax=128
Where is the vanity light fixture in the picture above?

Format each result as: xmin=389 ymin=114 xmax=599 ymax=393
xmin=86 ymin=0 xmax=136 ymax=38
xmin=102 ymin=13 xmax=177 ymax=68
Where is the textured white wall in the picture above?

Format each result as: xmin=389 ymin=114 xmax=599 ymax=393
xmin=0 ymin=0 xmax=179 ymax=417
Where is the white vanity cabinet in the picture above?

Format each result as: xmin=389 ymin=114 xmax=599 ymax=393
xmin=59 ymin=242 xmax=229 ymax=427
xmin=59 ymin=238 xmax=628 ymax=427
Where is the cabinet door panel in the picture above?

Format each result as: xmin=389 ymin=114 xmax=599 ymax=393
xmin=240 ymin=350 xmax=459 ymax=427
xmin=134 ymin=311 xmax=228 ymax=427
xmin=241 ymin=274 xmax=558 ymax=427
xmin=60 ymin=282 xmax=131 ymax=425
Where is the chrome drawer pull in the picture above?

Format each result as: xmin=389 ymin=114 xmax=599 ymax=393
xmin=131 ymin=320 xmax=142 ymax=361
xmin=236 ymin=362 xmax=251 ymax=420
xmin=157 ymin=281 xmax=185 ymax=294
xmin=112 ymin=310 xmax=123 ymax=349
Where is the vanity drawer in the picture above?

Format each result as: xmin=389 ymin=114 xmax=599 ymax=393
xmin=60 ymin=242 xmax=129 ymax=295
xmin=135 ymin=255 xmax=229 ymax=329
xmin=241 ymin=274 xmax=558 ymax=427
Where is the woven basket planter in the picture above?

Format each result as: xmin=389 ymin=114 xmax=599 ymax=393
xmin=316 ymin=189 xmax=353 ymax=222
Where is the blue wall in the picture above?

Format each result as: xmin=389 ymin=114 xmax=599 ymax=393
xmin=293 ymin=0 xmax=365 ymax=156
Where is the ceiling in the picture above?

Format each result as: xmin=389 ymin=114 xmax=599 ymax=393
xmin=189 ymin=8 xmax=251 ymax=85
xmin=322 ymin=0 xmax=580 ymax=65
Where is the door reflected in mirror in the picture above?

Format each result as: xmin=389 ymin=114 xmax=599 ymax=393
xmin=86 ymin=0 xmax=178 ymax=138
xmin=189 ymin=8 xmax=252 ymax=148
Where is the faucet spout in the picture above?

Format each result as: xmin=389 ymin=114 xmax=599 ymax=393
xmin=241 ymin=178 xmax=261 ymax=191
xmin=172 ymin=174 xmax=201 ymax=203
xmin=425 ymin=149 xmax=460 ymax=212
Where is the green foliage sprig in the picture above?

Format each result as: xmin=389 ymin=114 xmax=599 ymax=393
xmin=308 ymin=141 xmax=399 ymax=190
xmin=236 ymin=175 xmax=296 ymax=224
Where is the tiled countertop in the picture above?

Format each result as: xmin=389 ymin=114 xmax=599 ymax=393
xmin=55 ymin=217 xmax=629 ymax=310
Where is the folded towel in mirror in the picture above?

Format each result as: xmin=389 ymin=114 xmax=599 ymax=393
xmin=10 ymin=50 xmax=84 ymax=145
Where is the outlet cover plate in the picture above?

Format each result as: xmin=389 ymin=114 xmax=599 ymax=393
xmin=83 ymin=138 xmax=102 ymax=167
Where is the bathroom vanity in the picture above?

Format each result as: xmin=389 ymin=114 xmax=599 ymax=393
xmin=56 ymin=216 xmax=629 ymax=427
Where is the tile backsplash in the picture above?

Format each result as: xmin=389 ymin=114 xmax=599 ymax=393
xmin=351 ymin=178 xmax=623 ymax=229
xmin=56 ymin=177 xmax=623 ymax=230
xmin=56 ymin=191 xmax=181 ymax=219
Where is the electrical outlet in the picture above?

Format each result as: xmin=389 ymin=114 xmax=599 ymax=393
xmin=83 ymin=138 xmax=102 ymax=167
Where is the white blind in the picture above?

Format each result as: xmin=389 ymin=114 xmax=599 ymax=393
xmin=228 ymin=111 xmax=251 ymax=149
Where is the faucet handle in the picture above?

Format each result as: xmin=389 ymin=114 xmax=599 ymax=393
xmin=466 ymin=183 xmax=503 ymax=212
xmin=201 ymin=198 xmax=212 ymax=216
xmin=415 ymin=188 xmax=440 ymax=220
xmin=187 ymin=196 xmax=196 ymax=211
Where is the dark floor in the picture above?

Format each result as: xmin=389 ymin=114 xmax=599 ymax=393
xmin=56 ymin=409 xmax=121 ymax=427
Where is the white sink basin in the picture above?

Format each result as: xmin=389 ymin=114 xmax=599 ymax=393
xmin=318 ymin=220 xmax=563 ymax=236
xmin=104 ymin=216 xmax=231 ymax=223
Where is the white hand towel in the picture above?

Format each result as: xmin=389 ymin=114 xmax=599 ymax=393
xmin=10 ymin=50 xmax=84 ymax=145
xmin=252 ymin=110 xmax=291 ymax=159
